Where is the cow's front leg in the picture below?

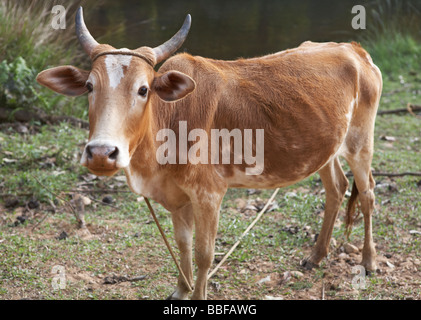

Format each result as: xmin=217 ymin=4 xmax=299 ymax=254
xmin=167 ymin=203 xmax=194 ymax=300
xmin=191 ymin=192 xmax=224 ymax=300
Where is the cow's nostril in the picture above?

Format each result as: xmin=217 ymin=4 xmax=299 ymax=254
xmin=86 ymin=146 xmax=93 ymax=159
xmin=108 ymin=147 xmax=119 ymax=160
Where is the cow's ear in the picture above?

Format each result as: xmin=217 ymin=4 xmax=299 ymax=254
xmin=36 ymin=66 xmax=90 ymax=97
xmin=152 ymin=71 xmax=196 ymax=102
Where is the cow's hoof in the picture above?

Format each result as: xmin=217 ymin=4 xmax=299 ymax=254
xmin=166 ymin=292 xmax=180 ymax=300
xmin=166 ymin=290 xmax=188 ymax=300
xmin=300 ymin=258 xmax=319 ymax=270
xmin=166 ymin=292 xmax=175 ymax=300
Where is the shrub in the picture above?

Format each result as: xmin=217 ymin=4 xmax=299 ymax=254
xmin=0 ymin=0 xmax=88 ymax=118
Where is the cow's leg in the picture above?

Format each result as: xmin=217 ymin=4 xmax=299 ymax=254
xmin=302 ymin=157 xmax=349 ymax=269
xmin=346 ymin=155 xmax=377 ymax=271
xmin=167 ymin=203 xmax=194 ymax=300
xmin=189 ymin=190 xmax=225 ymax=300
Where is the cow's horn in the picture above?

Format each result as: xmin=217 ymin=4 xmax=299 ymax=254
xmin=153 ymin=14 xmax=191 ymax=64
xmin=75 ymin=7 xmax=99 ymax=57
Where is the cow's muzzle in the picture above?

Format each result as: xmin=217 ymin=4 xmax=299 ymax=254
xmin=83 ymin=144 xmax=119 ymax=175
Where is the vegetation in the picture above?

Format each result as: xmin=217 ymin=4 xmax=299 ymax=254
xmin=361 ymin=0 xmax=421 ymax=76
xmin=0 ymin=0 xmax=88 ymax=118
xmin=0 ymin=0 xmax=420 ymax=300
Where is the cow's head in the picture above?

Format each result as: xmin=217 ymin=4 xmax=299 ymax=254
xmin=37 ymin=7 xmax=195 ymax=176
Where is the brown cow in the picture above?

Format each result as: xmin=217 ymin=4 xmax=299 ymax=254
xmin=37 ymin=7 xmax=382 ymax=300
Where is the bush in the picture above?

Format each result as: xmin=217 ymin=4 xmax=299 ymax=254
xmin=359 ymin=0 xmax=421 ymax=75
xmin=0 ymin=0 xmax=88 ymax=118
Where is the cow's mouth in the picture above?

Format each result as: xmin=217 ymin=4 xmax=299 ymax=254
xmin=86 ymin=167 xmax=120 ymax=177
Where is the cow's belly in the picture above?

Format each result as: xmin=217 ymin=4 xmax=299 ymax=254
xmin=220 ymin=164 xmax=319 ymax=189
xmin=218 ymin=135 xmax=345 ymax=189
xmin=222 ymin=168 xmax=305 ymax=189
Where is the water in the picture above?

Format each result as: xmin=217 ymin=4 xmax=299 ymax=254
xmin=84 ymin=0 xmax=417 ymax=60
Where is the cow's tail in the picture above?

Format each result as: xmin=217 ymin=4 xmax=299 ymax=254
xmin=345 ymin=180 xmax=359 ymax=239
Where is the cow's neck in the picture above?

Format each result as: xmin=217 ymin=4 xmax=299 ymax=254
xmin=124 ymin=109 xmax=159 ymax=196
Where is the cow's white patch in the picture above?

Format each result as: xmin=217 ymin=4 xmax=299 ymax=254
xmin=105 ymin=54 xmax=132 ymax=89
xmin=124 ymin=166 xmax=152 ymax=198
xmin=345 ymin=94 xmax=357 ymax=125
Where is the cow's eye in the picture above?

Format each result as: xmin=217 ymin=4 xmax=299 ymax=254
xmin=86 ymin=82 xmax=93 ymax=93
xmin=138 ymin=86 xmax=148 ymax=97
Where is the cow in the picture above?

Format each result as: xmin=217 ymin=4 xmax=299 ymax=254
xmin=36 ymin=7 xmax=382 ymax=300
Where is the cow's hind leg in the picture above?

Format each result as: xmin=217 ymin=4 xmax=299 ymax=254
xmin=345 ymin=154 xmax=377 ymax=271
xmin=302 ymin=157 xmax=349 ymax=269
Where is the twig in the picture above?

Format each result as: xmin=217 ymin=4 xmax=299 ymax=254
xmin=372 ymin=172 xmax=421 ymax=177
xmin=103 ymin=274 xmax=147 ymax=284
xmin=144 ymin=197 xmax=193 ymax=293
xmin=31 ymin=199 xmax=56 ymax=231
xmin=346 ymin=171 xmax=421 ymax=178
xmin=85 ymin=194 xmax=120 ymax=209
xmin=377 ymin=104 xmax=421 ymax=115
xmin=0 ymin=193 xmax=34 ymax=198
xmin=31 ymin=175 xmax=80 ymax=224
xmin=45 ymin=115 xmax=89 ymax=129
xmin=208 ymin=188 xmax=280 ymax=280
xmin=406 ymin=103 xmax=421 ymax=119
xmin=69 ymin=189 xmax=131 ymax=194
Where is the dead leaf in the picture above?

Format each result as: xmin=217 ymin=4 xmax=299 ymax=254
xmin=265 ymin=295 xmax=284 ymax=300
xmin=82 ymin=174 xmax=97 ymax=182
xmin=257 ymin=275 xmax=271 ymax=285
xmin=2 ymin=158 xmax=17 ymax=163
xmin=380 ymin=135 xmax=396 ymax=142
xmin=409 ymin=230 xmax=421 ymax=235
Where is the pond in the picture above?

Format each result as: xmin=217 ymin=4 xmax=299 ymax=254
xmin=84 ymin=0 xmax=390 ymax=60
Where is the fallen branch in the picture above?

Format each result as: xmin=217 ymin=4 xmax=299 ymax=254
xmin=372 ymin=172 xmax=421 ymax=177
xmin=31 ymin=175 xmax=85 ymax=229
xmin=346 ymin=171 xmax=421 ymax=178
xmin=70 ymin=189 xmax=131 ymax=194
xmin=0 ymin=107 xmax=89 ymax=129
xmin=44 ymin=115 xmax=89 ymax=129
xmin=103 ymin=273 xmax=147 ymax=284
xmin=31 ymin=199 xmax=56 ymax=231
xmin=378 ymin=104 xmax=421 ymax=116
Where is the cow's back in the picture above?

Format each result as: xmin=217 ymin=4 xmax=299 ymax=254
xmin=156 ymin=42 xmax=378 ymax=188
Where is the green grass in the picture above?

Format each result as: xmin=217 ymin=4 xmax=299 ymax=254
xmin=361 ymin=0 xmax=421 ymax=76
xmin=1 ymin=67 xmax=420 ymax=299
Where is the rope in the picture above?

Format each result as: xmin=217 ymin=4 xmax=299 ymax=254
xmin=92 ymin=50 xmax=155 ymax=67
xmin=208 ymin=188 xmax=280 ymax=279
xmin=144 ymin=197 xmax=193 ymax=292
xmin=143 ymin=187 xmax=280 ymax=292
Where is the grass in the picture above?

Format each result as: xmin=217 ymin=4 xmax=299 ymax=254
xmin=361 ymin=0 xmax=421 ymax=76
xmin=0 ymin=0 xmax=79 ymax=70
xmin=1 ymin=101 xmax=419 ymax=299
xmin=1 ymin=53 xmax=420 ymax=301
